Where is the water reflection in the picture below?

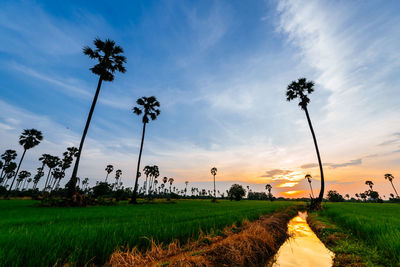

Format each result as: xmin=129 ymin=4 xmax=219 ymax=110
xmin=267 ymin=212 xmax=334 ymax=267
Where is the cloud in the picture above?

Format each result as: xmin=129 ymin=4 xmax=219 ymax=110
xmin=260 ymin=169 xmax=292 ymax=178
xmin=277 ymin=182 xmax=298 ymax=188
xmin=300 ymin=163 xmax=318 ymax=169
xmin=329 ymin=159 xmax=362 ymax=169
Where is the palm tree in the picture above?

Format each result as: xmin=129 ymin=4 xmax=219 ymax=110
xmin=115 ymin=169 xmax=122 ymax=189
xmin=365 ymin=180 xmax=374 ymax=190
xmin=185 ymin=181 xmax=189 ymax=196
xmin=105 ymin=164 xmax=114 ymax=182
xmin=305 ymin=174 xmax=315 ymax=198
xmin=384 ymin=174 xmax=398 ymax=198
xmin=130 ymin=96 xmax=161 ymax=204
xmin=68 ymin=38 xmax=126 ymax=198
xmin=32 ymin=167 xmax=44 ymax=190
xmin=0 ymin=150 xmax=17 ymax=179
xmin=168 ymin=178 xmax=174 ymax=194
xmin=44 ymin=156 xmax=60 ymax=191
xmin=286 ymin=78 xmax=324 ymax=203
xmin=7 ymin=129 xmax=42 ymax=197
xmin=211 ymin=167 xmax=217 ymax=199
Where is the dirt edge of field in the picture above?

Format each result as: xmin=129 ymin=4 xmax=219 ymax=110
xmin=107 ymin=206 xmax=300 ymax=267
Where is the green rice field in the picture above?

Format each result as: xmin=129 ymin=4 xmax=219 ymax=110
xmin=0 ymin=199 xmax=296 ymax=267
xmin=320 ymin=202 xmax=400 ymax=266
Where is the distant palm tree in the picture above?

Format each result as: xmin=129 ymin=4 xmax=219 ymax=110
xmin=345 ymin=194 xmax=350 ymax=200
xmin=185 ymin=181 xmax=189 ymax=196
xmin=32 ymin=167 xmax=44 ymax=190
xmin=105 ymin=164 xmax=114 ymax=182
xmin=0 ymin=150 xmax=17 ymax=179
xmin=384 ymin=173 xmax=398 ymax=197
xmin=130 ymin=96 xmax=161 ymax=204
xmin=17 ymin=171 xmax=31 ymax=190
xmin=286 ymin=78 xmax=324 ymax=203
xmin=168 ymin=178 xmax=174 ymax=194
xmin=44 ymin=156 xmax=61 ymax=191
xmin=7 ymin=129 xmax=42 ymax=197
xmin=68 ymin=38 xmax=126 ymax=198
xmin=365 ymin=180 xmax=374 ymax=190
xmin=211 ymin=167 xmax=217 ymax=199
xmin=305 ymin=174 xmax=315 ymax=198
xmin=266 ymin=184 xmax=272 ymax=201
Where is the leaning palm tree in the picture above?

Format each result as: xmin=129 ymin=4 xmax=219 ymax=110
xmin=105 ymin=164 xmax=114 ymax=182
xmin=384 ymin=174 xmax=398 ymax=198
xmin=286 ymin=78 xmax=324 ymax=203
xmin=305 ymin=174 xmax=315 ymax=198
xmin=211 ymin=167 xmax=217 ymax=199
xmin=67 ymin=38 xmax=126 ymax=198
xmin=130 ymin=96 xmax=161 ymax=204
xmin=7 ymin=129 xmax=42 ymax=197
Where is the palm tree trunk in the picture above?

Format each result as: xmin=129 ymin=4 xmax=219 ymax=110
xmin=304 ymin=107 xmax=324 ymax=202
xmin=130 ymin=122 xmax=147 ymax=204
xmin=390 ymin=181 xmax=399 ymax=197
xmin=105 ymin=173 xmax=109 ymax=182
xmin=6 ymin=149 xmax=26 ymax=197
xmin=309 ymin=182 xmax=315 ymax=198
xmin=68 ymin=77 xmax=103 ymax=198
xmin=213 ymin=175 xmax=216 ymax=198
xmin=44 ymin=168 xmax=52 ymax=191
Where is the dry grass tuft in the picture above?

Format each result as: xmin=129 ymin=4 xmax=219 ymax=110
xmin=108 ymin=207 xmax=298 ymax=267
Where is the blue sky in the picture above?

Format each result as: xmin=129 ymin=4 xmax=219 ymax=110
xmin=1 ymin=0 xmax=400 ymax=197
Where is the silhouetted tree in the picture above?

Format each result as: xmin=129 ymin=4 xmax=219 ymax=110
xmin=228 ymin=184 xmax=246 ymax=201
xmin=286 ymin=78 xmax=324 ymax=203
xmin=305 ymin=174 xmax=314 ymax=199
xmin=130 ymin=96 xmax=160 ymax=204
xmin=185 ymin=181 xmax=189 ymax=196
xmin=365 ymin=180 xmax=374 ymax=190
xmin=105 ymin=164 xmax=114 ymax=182
xmin=44 ymin=156 xmax=61 ymax=191
xmin=327 ymin=190 xmax=344 ymax=202
xmin=265 ymin=184 xmax=273 ymax=201
xmin=211 ymin=167 xmax=217 ymax=199
xmin=384 ymin=173 xmax=398 ymax=198
xmin=68 ymin=38 xmax=126 ymax=199
xmin=7 ymin=129 xmax=42 ymax=197
xmin=0 ymin=150 xmax=17 ymax=180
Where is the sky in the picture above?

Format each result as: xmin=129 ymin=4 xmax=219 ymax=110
xmin=0 ymin=0 xmax=400 ymax=198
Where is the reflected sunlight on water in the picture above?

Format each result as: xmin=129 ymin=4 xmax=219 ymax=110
xmin=267 ymin=211 xmax=334 ymax=267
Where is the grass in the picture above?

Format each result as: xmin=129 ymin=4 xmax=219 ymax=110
xmin=315 ymin=202 xmax=400 ymax=266
xmin=0 ymin=199 xmax=297 ymax=267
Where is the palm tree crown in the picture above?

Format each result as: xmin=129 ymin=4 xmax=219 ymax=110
xmin=19 ymin=129 xmax=43 ymax=150
xmin=133 ymin=96 xmax=161 ymax=123
xmin=384 ymin=173 xmax=394 ymax=182
xmin=286 ymin=78 xmax=314 ymax=110
xmin=83 ymin=38 xmax=126 ymax=81
xmin=211 ymin=167 xmax=217 ymax=176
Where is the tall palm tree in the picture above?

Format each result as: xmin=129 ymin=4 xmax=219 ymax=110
xmin=365 ymin=180 xmax=374 ymax=190
xmin=305 ymin=174 xmax=315 ymax=198
xmin=130 ymin=96 xmax=161 ymax=204
xmin=7 ymin=129 xmax=42 ymax=197
xmin=286 ymin=78 xmax=324 ymax=203
xmin=384 ymin=174 xmax=398 ymax=198
xmin=105 ymin=164 xmax=114 ymax=182
xmin=211 ymin=167 xmax=217 ymax=199
xmin=68 ymin=38 xmax=126 ymax=198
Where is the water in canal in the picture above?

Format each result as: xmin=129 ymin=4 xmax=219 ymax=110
xmin=267 ymin=211 xmax=334 ymax=267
